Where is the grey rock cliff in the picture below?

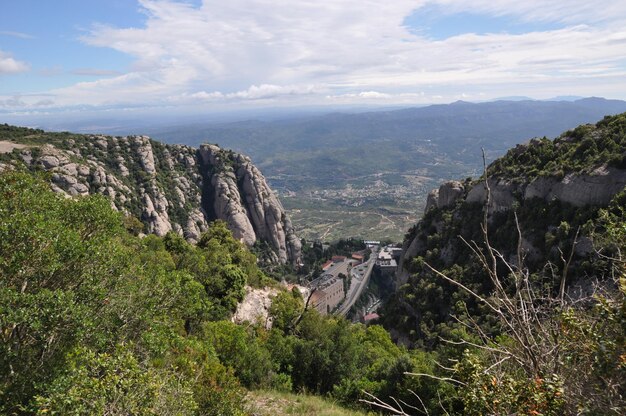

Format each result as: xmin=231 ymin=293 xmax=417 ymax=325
xmin=399 ymin=165 xmax=626 ymax=282
xmin=198 ymin=144 xmax=302 ymax=264
xmin=10 ymin=135 xmax=301 ymax=265
xmin=424 ymin=181 xmax=465 ymax=214
xmin=466 ymin=166 xmax=626 ymax=211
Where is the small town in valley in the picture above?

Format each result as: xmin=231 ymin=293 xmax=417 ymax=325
xmin=306 ymin=241 xmax=402 ymax=321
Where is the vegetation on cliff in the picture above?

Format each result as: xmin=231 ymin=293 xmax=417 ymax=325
xmin=0 ymin=171 xmax=258 ymax=414
xmin=380 ymin=113 xmax=626 ymax=414
xmin=489 ymin=113 xmax=626 ymax=179
xmin=0 ymin=124 xmax=302 ymax=264
xmin=0 ymin=171 xmax=438 ymax=415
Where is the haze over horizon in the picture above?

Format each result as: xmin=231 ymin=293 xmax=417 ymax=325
xmin=1 ymin=0 xmax=626 ymax=126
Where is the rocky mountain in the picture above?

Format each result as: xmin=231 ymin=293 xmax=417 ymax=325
xmin=0 ymin=125 xmax=301 ymax=264
xmin=386 ymin=112 xmax=626 ymax=346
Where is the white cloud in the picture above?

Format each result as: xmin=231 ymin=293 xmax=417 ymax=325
xmin=0 ymin=51 xmax=29 ymax=74
xmin=6 ymin=0 xmax=626 ymax=110
xmin=0 ymin=95 xmax=55 ymax=109
xmin=0 ymin=30 xmax=35 ymax=39
xmin=426 ymin=1 xmax=626 ymax=25
xmin=71 ymin=68 xmax=122 ymax=76
xmin=227 ymin=84 xmax=319 ymax=100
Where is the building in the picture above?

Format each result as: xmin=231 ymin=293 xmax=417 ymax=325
xmin=376 ymin=247 xmax=397 ymax=267
xmin=351 ymin=252 xmax=365 ymax=263
xmin=310 ymin=291 xmax=327 ymax=315
xmin=376 ymin=246 xmax=403 ymax=275
xmin=362 ymin=313 xmax=380 ymax=324
xmin=309 ymin=273 xmax=346 ymax=315
xmin=376 ymin=246 xmax=402 ymax=264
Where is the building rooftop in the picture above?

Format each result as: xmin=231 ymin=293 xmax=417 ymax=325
xmin=363 ymin=313 xmax=380 ymax=322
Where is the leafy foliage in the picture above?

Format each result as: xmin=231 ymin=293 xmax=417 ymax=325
xmin=0 ymin=170 xmax=434 ymax=415
xmin=0 ymin=171 xmax=253 ymax=414
xmin=489 ymin=113 xmax=626 ymax=180
xmin=378 ymin=114 xmax=626 ymax=415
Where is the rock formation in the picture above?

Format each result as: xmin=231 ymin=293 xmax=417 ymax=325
xmin=198 ymin=144 xmax=302 ymax=264
xmin=5 ymin=134 xmax=301 ymax=265
xmin=465 ymin=167 xmax=626 ymax=212
xmin=231 ymin=286 xmax=279 ymax=329
xmin=424 ymin=180 xmax=465 ymax=213
xmin=397 ymin=163 xmax=626 ymax=286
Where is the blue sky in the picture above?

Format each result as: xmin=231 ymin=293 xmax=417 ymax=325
xmin=1 ymin=0 xmax=626 ymax=118
xmin=0 ymin=0 xmax=139 ymax=93
xmin=403 ymin=4 xmax=563 ymax=40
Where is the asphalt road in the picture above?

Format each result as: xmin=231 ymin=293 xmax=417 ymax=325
xmin=336 ymin=249 xmax=377 ymax=317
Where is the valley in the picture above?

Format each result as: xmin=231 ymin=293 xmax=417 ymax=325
xmin=145 ymin=98 xmax=626 ymax=242
xmin=2 ymin=112 xmax=626 ymax=416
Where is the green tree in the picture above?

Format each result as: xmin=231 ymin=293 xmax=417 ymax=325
xmin=269 ymin=288 xmax=304 ymax=333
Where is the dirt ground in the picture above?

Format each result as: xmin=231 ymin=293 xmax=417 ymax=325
xmin=0 ymin=141 xmax=27 ymax=153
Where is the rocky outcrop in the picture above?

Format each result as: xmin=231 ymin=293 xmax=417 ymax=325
xmin=232 ymin=284 xmax=309 ymax=328
xmin=424 ymin=181 xmax=465 ymax=214
xmin=466 ymin=178 xmax=518 ymax=212
xmin=232 ymin=286 xmax=280 ymax=329
xmin=7 ymin=134 xmax=301 ymax=264
xmin=524 ymin=167 xmax=626 ymax=207
xmin=466 ymin=166 xmax=626 ymax=211
xmin=199 ymin=144 xmax=301 ymax=264
xmin=424 ymin=189 xmax=439 ymax=213
xmin=399 ymin=165 xmax=626 ymax=282
xmin=438 ymin=180 xmax=465 ymax=208
xmin=396 ymin=231 xmax=425 ymax=286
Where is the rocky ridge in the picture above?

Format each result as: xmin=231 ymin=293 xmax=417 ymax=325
xmin=0 ymin=130 xmax=301 ymax=264
xmin=397 ymin=114 xmax=626 ymax=285
xmin=382 ymin=114 xmax=626 ymax=350
xmin=398 ymin=166 xmax=626 ymax=285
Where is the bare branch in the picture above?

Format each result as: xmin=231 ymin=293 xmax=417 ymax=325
xmin=437 ymin=391 xmax=451 ymax=416
xmin=359 ymin=391 xmax=409 ymax=415
xmin=404 ymin=371 xmax=466 ymax=386
xmin=407 ymin=389 xmax=430 ymax=416
xmin=483 ymin=356 xmax=511 ymax=374
xmin=560 ymin=226 xmax=580 ymax=303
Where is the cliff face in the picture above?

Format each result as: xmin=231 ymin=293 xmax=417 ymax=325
xmin=397 ymin=113 xmax=626 ymax=286
xmin=0 ymin=130 xmax=301 ymax=265
xmin=464 ymin=166 xmax=626 ymax=212
xmin=399 ymin=167 xmax=626 ymax=284
xmin=198 ymin=144 xmax=301 ymax=264
xmin=384 ymin=113 xmax=626 ymax=347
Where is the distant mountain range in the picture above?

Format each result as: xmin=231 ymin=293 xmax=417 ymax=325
xmin=149 ymin=97 xmax=626 ymax=154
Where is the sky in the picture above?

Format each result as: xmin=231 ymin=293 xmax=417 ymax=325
xmin=1 ymin=0 xmax=626 ymax=120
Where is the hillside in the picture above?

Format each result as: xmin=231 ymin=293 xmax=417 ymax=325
xmin=1 ymin=115 xmax=625 ymax=415
xmin=0 ymin=124 xmax=300 ymax=264
xmin=388 ymin=112 xmax=626 ymax=342
xmin=378 ymin=113 xmax=626 ymax=414
xmin=0 ymin=173 xmax=439 ymax=415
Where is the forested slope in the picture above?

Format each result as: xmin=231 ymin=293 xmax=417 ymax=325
xmin=380 ymin=113 xmax=626 ymax=414
xmin=0 ymin=171 xmax=444 ymax=415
